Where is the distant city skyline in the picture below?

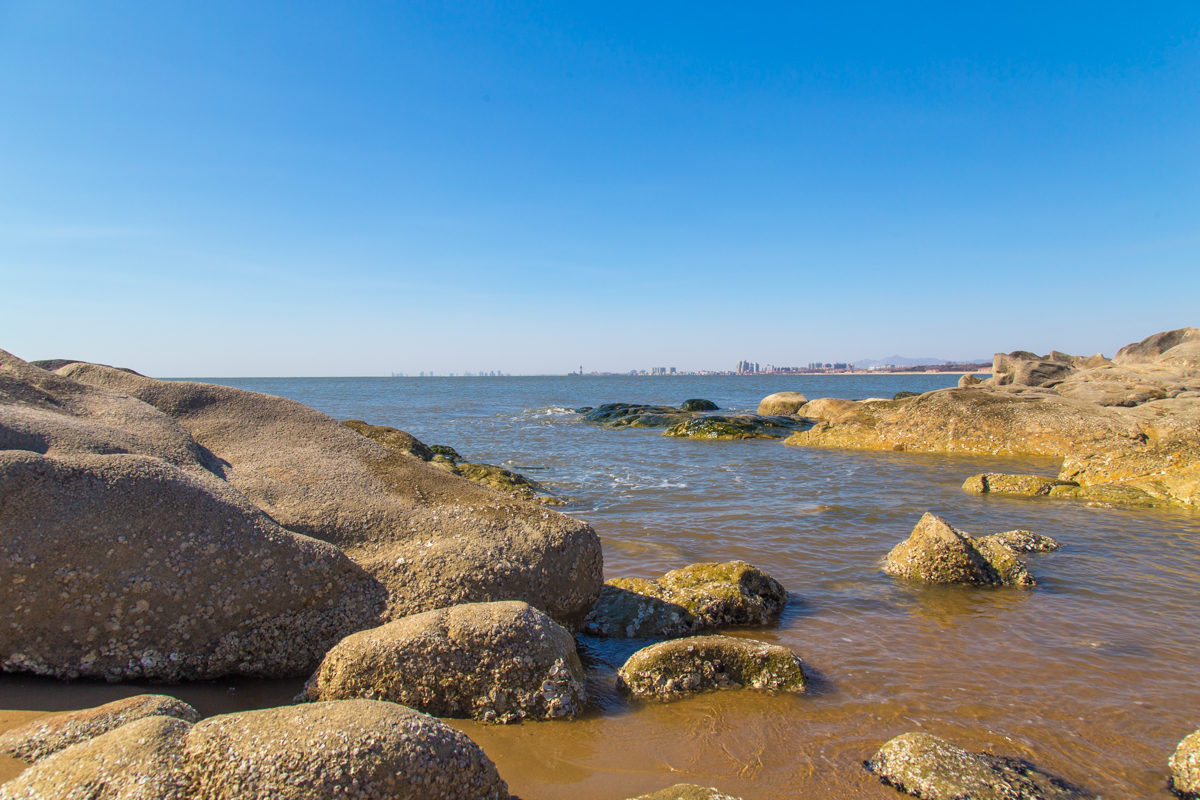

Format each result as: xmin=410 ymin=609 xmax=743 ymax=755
xmin=2 ymin=4 xmax=1196 ymax=376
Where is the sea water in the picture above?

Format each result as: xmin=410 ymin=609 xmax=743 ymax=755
xmin=3 ymin=374 xmax=1197 ymax=798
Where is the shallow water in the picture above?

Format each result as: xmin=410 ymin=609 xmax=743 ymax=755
xmin=3 ymin=375 xmax=1197 ymax=799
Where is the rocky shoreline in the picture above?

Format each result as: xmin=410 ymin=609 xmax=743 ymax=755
xmin=1 ymin=330 xmax=1197 ymax=798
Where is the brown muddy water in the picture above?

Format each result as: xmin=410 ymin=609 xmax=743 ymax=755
xmin=3 ymin=375 xmax=1197 ymax=799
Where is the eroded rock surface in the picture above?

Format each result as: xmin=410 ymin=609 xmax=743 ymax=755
xmin=883 ymin=513 xmax=1035 ymax=587
xmin=864 ymin=732 xmax=1091 ymax=799
xmin=1171 ymin=729 xmax=1200 ymax=799
xmin=0 ymin=694 xmax=198 ymax=763
xmin=756 ymin=392 xmax=809 ymax=415
xmin=0 ymin=450 xmax=385 ymax=681
xmin=617 ymin=635 xmax=806 ymax=700
xmin=786 ymin=329 xmax=1200 ymax=507
xmin=301 ymin=601 xmax=586 ymax=723
xmin=184 ymin=700 xmax=509 ymax=800
xmin=0 ymin=715 xmax=193 ymax=800
xmin=583 ymin=561 xmax=787 ymax=638
xmin=56 ymin=362 xmax=603 ymax=627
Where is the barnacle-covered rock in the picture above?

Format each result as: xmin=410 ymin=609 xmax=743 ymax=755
xmin=616 ymin=635 xmax=806 ymax=700
xmin=583 ymin=561 xmax=787 ymax=639
xmin=300 ymin=601 xmax=586 ymax=723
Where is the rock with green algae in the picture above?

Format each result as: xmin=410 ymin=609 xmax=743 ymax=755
xmin=1047 ymin=482 xmax=1169 ymax=507
xmin=582 ymin=403 xmax=693 ymax=428
xmin=616 ymin=635 xmax=806 ymax=700
xmin=583 ymin=561 xmax=788 ymax=639
xmin=883 ymin=513 xmax=1036 ymax=587
xmin=662 ymin=414 xmax=802 ymax=440
xmin=864 ymin=732 xmax=1091 ymax=799
xmin=299 ymin=601 xmax=586 ymax=724
xmin=756 ymin=391 xmax=809 ymax=415
xmin=962 ymin=473 xmax=1080 ymax=496
xmin=0 ymin=694 xmax=199 ymax=763
xmin=979 ymin=529 xmax=1061 ymax=553
xmin=627 ymin=785 xmax=742 ymax=800
xmin=342 ymin=420 xmax=564 ymax=504
xmin=1171 ymin=728 xmax=1200 ymax=798
xmin=681 ymin=398 xmax=719 ymax=412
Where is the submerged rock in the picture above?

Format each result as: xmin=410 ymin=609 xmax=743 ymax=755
xmin=53 ymin=360 xmax=603 ymax=628
xmin=864 ymin=732 xmax=1091 ymax=799
xmin=0 ymin=715 xmax=193 ymax=800
xmin=979 ymin=530 xmax=1061 ymax=553
xmin=300 ymin=601 xmax=586 ymax=723
xmin=662 ymin=414 xmax=802 ymax=440
xmin=883 ymin=513 xmax=1035 ymax=587
xmin=756 ymin=392 xmax=809 ymax=416
xmin=0 ymin=694 xmax=199 ymax=763
xmin=617 ymin=635 xmax=806 ymax=700
xmin=1171 ymin=729 xmax=1200 ymax=798
xmin=583 ymin=561 xmax=787 ymax=638
xmin=681 ymin=398 xmax=719 ymax=412
xmin=582 ymin=403 xmax=693 ymax=428
xmin=184 ymin=700 xmax=509 ymax=800
xmin=962 ymin=473 xmax=1080 ymax=496
xmin=628 ymin=785 xmax=742 ymax=800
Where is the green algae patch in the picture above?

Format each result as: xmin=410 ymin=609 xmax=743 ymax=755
xmin=662 ymin=414 xmax=801 ymax=440
xmin=616 ymin=635 xmax=806 ymax=700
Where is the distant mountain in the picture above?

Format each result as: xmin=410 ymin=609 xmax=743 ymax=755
xmin=852 ymin=355 xmax=992 ymax=368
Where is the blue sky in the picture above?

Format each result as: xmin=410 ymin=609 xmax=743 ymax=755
xmin=1 ymin=2 xmax=1197 ymax=375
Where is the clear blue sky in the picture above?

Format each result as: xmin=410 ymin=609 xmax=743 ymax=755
xmin=2 ymin=2 xmax=1197 ymax=376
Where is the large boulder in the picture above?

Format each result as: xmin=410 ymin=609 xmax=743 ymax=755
xmin=56 ymin=362 xmax=603 ymax=627
xmin=628 ymin=785 xmax=742 ymax=800
xmin=0 ymin=450 xmax=385 ymax=681
xmin=0 ymin=715 xmax=193 ymax=800
xmin=883 ymin=513 xmax=1035 ymax=587
xmin=1171 ymin=729 xmax=1200 ymax=799
xmin=583 ymin=561 xmax=787 ymax=638
xmin=680 ymin=399 xmax=719 ymax=412
xmin=662 ymin=414 xmax=802 ymax=440
xmin=864 ymin=732 xmax=1090 ymax=799
xmin=1114 ymin=327 xmax=1200 ymax=365
xmin=184 ymin=700 xmax=509 ymax=800
xmin=756 ymin=392 xmax=808 ymax=415
xmin=616 ymin=635 xmax=806 ymax=700
xmin=0 ymin=694 xmax=198 ymax=763
xmin=300 ymin=601 xmax=586 ymax=723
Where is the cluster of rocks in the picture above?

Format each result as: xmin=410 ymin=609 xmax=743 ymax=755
xmin=0 ymin=350 xmax=604 ymax=685
xmin=782 ymin=327 xmax=1200 ymax=507
xmin=579 ymin=401 xmax=807 ymax=440
xmin=882 ymin=512 xmax=1061 ymax=587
